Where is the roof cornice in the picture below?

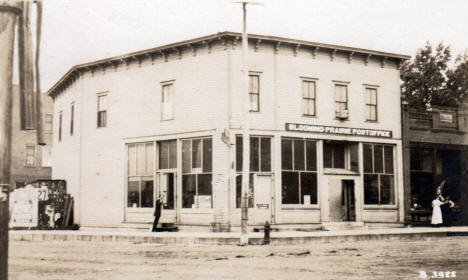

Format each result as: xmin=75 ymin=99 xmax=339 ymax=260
xmin=47 ymin=31 xmax=411 ymax=98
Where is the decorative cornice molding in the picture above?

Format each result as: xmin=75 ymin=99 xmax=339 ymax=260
xmin=232 ymin=36 xmax=240 ymax=50
xmin=173 ymin=47 xmax=182 ymax=60
xmin=187 ymin=43 xmax=196 ymax=56
xmin=330 ymin=49 xmax=337 ymax=62
xmin=365 ymin=54 xmax=372 ymax=66
xmin=254 ymin=39 xmax=262 ymax=52
xmin=48 ymin=31 xmax=411 ymax=98
xmin=294 ymin=44 xmax=301 ymax=57
xmin=381 ymin=56 xmax=388 ymax=68
xmin=312 ymin=46 xmax=320 ymax=59
xmin=275 ymin=41 xmax=281 ymax=54
xmin=348 ymin=51 xmax=354 ymax=64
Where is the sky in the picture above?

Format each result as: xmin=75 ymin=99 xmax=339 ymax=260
xmin=27 ymin=0 xmax=468 ymax=91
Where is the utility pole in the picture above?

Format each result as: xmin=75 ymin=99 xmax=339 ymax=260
xmin=234 ymin=0 xmax=262 ymax=246
xmin=0 ymin=1 xmax=43 ymax=278
xmin=0 ymin=3 xmax=20 ymax=278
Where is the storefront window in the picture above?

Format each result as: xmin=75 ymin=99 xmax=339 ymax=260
xmin=363 ymin=144 xmax=395 ymax=205
xmin=159 ymin=140 xmax=177 ymax=169
xmin=323 ymin=141 xmax=359 ymax=171
xmin=182 ymin=137 xmax=212 ymax=208
xmin=127 ymin=142 xmax=154 ymax=208
xmin=235 ymin=136 xmax=272 ymax=208
xmin=281 ymin=138 xmax=317 ymax=205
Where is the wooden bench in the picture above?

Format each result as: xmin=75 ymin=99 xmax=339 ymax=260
xmin=409 ymin=209 xmax=432 ymax=226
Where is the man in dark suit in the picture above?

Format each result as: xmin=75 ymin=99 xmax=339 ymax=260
xmin=152 ymin=195 xmax=163 ymax=232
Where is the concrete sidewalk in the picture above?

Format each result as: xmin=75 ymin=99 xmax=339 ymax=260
xmin=9 ymin=226 xmax=468 ymax=245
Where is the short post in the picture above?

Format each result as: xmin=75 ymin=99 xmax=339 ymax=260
xmin=263 ymin=221 xmax=271 ymax=245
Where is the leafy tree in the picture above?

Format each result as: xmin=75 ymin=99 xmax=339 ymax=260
xmin=401 ymin=42 xmax=455 ymax=108
xmin=447 ymin=54 xmax=468 ymax=105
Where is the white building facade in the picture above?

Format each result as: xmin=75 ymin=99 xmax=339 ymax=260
xmin=48 ymin=32 xmax=409 ymax=230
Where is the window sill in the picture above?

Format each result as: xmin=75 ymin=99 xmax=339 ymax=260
xmin=323 ymin=168 xmax=359 ymax=175
xmin=126 ymin=207 xmax=153 ymax=213
xmin=180 ymin=208 xmax=213 ymax=214
xmin=363 ymin=205 xmax=397 ymax=210
xmin=302 ymin=114 xmax=316 ymax=118
xmin=160 ymin=118 xmax=175 ymax=122
xmin=365 ymin=120 xmax=378 ymax=123
xmin=281 ymin=205 xmax=320 ymax=210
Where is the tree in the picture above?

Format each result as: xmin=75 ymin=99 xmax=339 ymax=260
xmin=401 ymin=42 xmax=455 ymax=108
xmin=447 ymin=54 xmax=468 ymax=105
xmin=401 ymin=42 xmax=468 ymax=108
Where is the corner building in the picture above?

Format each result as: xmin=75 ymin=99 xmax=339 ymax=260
xmin=48 ymin=32 xmax=409 ymax=230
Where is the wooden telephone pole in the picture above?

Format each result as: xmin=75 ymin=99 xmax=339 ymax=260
xmin=0 ymin=1 xmax=43 ymax=278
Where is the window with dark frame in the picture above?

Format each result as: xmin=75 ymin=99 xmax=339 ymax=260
xmin=161 ymin=83 xmax=174 ymax=120
xmin=45 ymin=113 xmax=53 ymax=132
xmin=365 ymin=88 xmax=377 ymax=121
xmin=97 ymin=94 xmax=107 ymax=128
xmin=249 ymin=75 xmax=260 ymax=112
xmin=334 ymin=84 xmax=348 ymax=118
xmin=281 ymin=138 xmax=318 ymax=205
xmin=182 ymin=137 xmax=212 ymax=208
xmin=58 ymin=112 xmax=62 ymax=141
xmin=302 ymin=80 xmax=316 ymax=116
xmin=158 ymin=140 xmax=177 ymax=169
xmin=127 ymin=142 xmax=154 ymax=208
xmin=70 ymin=103 xmax=74 ymax=135
xmin=323 ymin=141 xmax=359 ymax=171
xmin=25 ymin=145 xmax=35 ymax=166
xmin=363 ymin=144 xmax=395 ymax=205
xmin=235 ymin=135 xmax=272 ymax=208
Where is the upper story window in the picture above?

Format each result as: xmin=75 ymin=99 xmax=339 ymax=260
xmin=42 ymin=145 xmax=52 ymax=167
xmin=26 ymin=144 xmax=35 ymax=166
xmin=302 ymin=80 xmax=316 ymax=116
xmin=44 ymin=113 xmax=53 ymax=132
xmin=97 ymin=94 xmax=107 ymax=128
xmin=365 ymin=87 xmax=377 ymax=121
xmin=58 ymin=111 xmax=62 ymax=142
xmin=249 ymin=75 xmax=260 ymax=112
xmin=334 ymin=84 xmax=348 ymax=120
xmin=161 ymin=83 xmax=174 ymax=120
xmin=70 ymin=102 xmax=75 ymax=135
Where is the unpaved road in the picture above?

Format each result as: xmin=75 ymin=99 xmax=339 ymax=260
xmin=9 ymin=236 xmax=468 ymax=280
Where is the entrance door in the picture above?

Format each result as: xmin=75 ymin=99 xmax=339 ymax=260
xmin=342 ymin=180 xmax=356 ymax=221
xmin=252 ymin=174 xmax=273 ymax=225
xmin=157 ymin=172 xmax=177 ymax=223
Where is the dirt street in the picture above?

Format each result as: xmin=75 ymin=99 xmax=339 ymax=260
xmin=9 ymin=236 xmax=468 ymax=280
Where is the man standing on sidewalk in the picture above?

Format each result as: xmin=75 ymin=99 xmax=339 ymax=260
xmin=152 ymin=195 xmax=163 ymax=232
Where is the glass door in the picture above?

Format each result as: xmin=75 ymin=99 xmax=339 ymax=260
xmin=157 ymin=172 xmax=177 ymax=223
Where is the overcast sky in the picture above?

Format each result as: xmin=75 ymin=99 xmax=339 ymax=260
xmin=34 ymin=0 xmax=468 ymax=90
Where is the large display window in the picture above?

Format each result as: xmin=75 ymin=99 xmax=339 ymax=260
xmin=281 ymin=138 xmax=318 ymax=205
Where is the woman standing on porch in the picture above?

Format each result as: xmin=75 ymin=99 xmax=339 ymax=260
xmin=431 ymin=193 xmax=448 ymax=227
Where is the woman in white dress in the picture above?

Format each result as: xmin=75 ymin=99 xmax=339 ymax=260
xmin=431 ymin=196 xmax=448 ymax=227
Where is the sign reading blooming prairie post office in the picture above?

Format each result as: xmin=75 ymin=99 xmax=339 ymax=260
xmin=286 ymin=123 xmax=392 ymax=138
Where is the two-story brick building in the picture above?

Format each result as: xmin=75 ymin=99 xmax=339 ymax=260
xmin=402 ymin=100 xmax=468 ymax=226
xmin=48 ymin=32 xmax=409 ymax=231
xmin=11 ymin=85 xmax=53 ymax=188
